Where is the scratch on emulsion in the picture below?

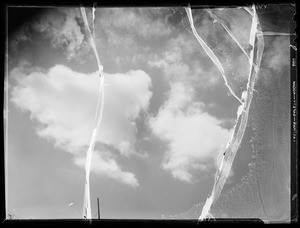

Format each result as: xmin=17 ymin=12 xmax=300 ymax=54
xmin=184 ymin=5 xmax=264 ymax=221
xmin=80 ymin=5 xmax=106 ymax=220
xmin=185 ymin=6 xmax=243 ymax=104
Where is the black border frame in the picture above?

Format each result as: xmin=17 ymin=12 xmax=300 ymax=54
xmin=1 ymin=0 xmax=297 ymax=226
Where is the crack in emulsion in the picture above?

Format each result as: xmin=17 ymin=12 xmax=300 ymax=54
xmin=80 ymin=6 xmax=106 ymax=220
xmin=205 ymin=9 xmax=251 ymax=61
xmin=185 ymin=7 xmax=243 ymax=105
xmin=182 ymin=5 xmax=265 ymax=221
xmin=169 ymin=4 xmax=292 ymax=222
xmin=78 ymin=4 xmax=291 ymax=221
xmin=257 ymin=31 xmax=296 ymax=36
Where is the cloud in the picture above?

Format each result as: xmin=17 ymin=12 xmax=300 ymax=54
xmin=32 ymin=8 xmax=84 ymax=60
xmin=10 ymin=64 xmax=152 ymax=186
xmin=78 ymin=7 xmax=174 ymax=69
xmin=149 ymin=82 xmax=232 ymax=182
xmin=96 ymin=8 xmax=172 ymax=40
xmin=149 ymin=33 xmax=198 ymax=63
xmin=148 ymin=34 xmax=221 ymax=87
xmin=147 ymin=31 xmax=233 ymax=182
xmin=75 ymin=151 xmax=139 ymax=187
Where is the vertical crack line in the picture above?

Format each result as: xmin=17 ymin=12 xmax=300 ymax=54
xmin=80 ymin=6 xmax=106 ymax=220
xmin=92 ymin=3 xmax=97 ymax=40
xmin=94 ymin=78 xmax=105 ymax=123
xmin=246 ymin=5 xmax=258 ymax=92
xmin=80 ymin=7 xmax=103 ymax=75
xmin=196 ymin=4 xmax=264 ymax=221
xmin=95 ymin=79 xmax=105 ymax=130
xmin=185 ymin=7 xmax=243 ymax=104
xmin=5 ymin=38 xmax=9 ymax=215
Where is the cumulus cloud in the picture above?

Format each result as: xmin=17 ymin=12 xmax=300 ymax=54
xmin=149 ymin=82 xmax=232 ymax=182
xmin=10 ymin=64 xmax=152 ymax=186
xmin=147 ymin=30 xmax=233 ymax=182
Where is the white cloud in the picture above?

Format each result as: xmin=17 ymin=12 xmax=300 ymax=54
xmin=10 ymin=64 xmax=152 ymax=186
xmin=148 ymin=34 xmax=197 ymax=66
xmin=148 ymin=34 xmax=221 ymax=86
xmin=96 ymin=8 xmax=172 ymax=39
xmin=75 ymin=151 xmax=139 ymax=187
xmin=32 ymin=8 xmax=84 ymax=60
xmin=147 ymin=31 xmax=232 ymax=182
xmin=149 ymin=82 xmax=232 ymax=182
xmin=149 ymin=58 xmax=191 ymax=82
xmin=83 ymin=7 xmax=173 ymax=68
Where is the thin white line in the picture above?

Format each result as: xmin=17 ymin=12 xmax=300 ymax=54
xmin=185 ymin=7 xmax=243 ymax=104
xmin=206 ymin=9 xmax=250 ymax=60
xmin=257 ymin=31 xmax=296 ymax=36
xmin=80 ymin=6 xmax=105 ymax=220
xmin=243 ymin=6 xmax=253 ymax=16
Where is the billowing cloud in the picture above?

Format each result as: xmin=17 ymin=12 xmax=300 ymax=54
xmin=10 ymin=64 xmax=152 ymax=186
xmin=149 ymin=82 xmax=232 ymax=182
xmin=147 ymin=30 xmax=233 ymax=182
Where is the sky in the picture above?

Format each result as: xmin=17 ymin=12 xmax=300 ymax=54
xmin=5 ymin=5 xmax=293 ymax=220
